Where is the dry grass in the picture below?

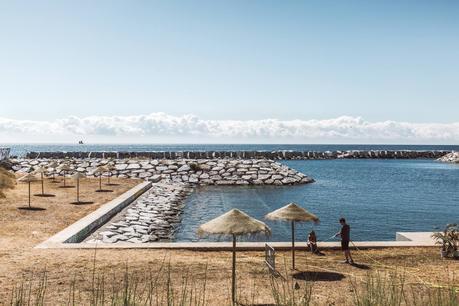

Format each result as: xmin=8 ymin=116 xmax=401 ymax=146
xmin=0 ymin=168 xmax=15 ymax=198
xmin=0 ymin=177 xmax=458 ymax=305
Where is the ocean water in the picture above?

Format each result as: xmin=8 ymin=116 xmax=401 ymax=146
xmin=3 ymin=143 xmax=459 ymax=157
xmin=175 ymin=159 xmax=459 ymax=242
xmin=3 ymin=143 xmax=458 ymax=242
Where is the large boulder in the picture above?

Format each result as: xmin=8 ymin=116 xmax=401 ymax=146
xmin=438 ymin=152 xmax=459 ymax=163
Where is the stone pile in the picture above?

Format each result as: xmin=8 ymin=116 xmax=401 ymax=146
xmin=438 ymin=152 xmax=459 ymax=163
xmin=87 ymin=183 xmax=191 ymax=243
xmin=11 ymin=158 xmax=314 ymax=186
xmin=24 ymin=150 xmax=451 ymax=160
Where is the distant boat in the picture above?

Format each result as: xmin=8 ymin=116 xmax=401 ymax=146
xmin=78 ymin=140 xmax=84 ymax=145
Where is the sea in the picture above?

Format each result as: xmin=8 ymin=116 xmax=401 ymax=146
xmin=3 ymin=144 xmax=459 ymax=242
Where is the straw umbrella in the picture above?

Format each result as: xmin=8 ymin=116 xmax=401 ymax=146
xmin=265 ymin=203 xmax=319 ymax=270
xmin=32 ymin=166 xmax=54 ymax=197
xmin=57 ymin=164 xmax=73 ymax=188
xmin=18 ymin=173 xmax=41 ymax=209
xmin=71 ymin=172 xmax=86 ymax=203
xmin=47 ymin=161 xmax=59 ymax=182
xmin=94 ymin=166 xmax=110 ymax=192
xmin=33 ymin=167 xmax=46 ymax=195
xmin=105 ymin=163 xmax=117 ymax=186
xmin=198 ymin=209 xmax=271 ymax=304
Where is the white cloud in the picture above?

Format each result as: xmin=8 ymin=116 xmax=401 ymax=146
xmin=0 ymin=113 xmax=458 ymax=143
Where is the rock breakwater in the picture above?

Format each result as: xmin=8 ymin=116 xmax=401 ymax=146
xmin=11 ymin=158 xmax=313 ymax=186
xmin=24 ymin=150 xmax=451 ymax=160
xmin=438 ymin=152 xmax=459 ymax=163
xmin=87 ymin=183 xmax=191 ymax=243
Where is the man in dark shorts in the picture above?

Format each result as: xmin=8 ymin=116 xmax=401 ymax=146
xmin=335 ymin=218 xmax=354 ymax=264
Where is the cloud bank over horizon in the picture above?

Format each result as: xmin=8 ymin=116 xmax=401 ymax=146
xmin=1 ymin=113 xmax=458 ymax=144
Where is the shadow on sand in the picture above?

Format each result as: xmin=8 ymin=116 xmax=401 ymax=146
xmin=292 ymin=271 xmax=345 ymax=282
xmin=17 ymin=206 xmax=46 ymax=211
xmin=95 ymin=189 xmax=113 ymax=193
xmin=350 ymin=262 xmax=371 ymax=270
xmin=70 ymin=201 xmax=95 ymax=205
xmin=34 ymin=193 xmax=56 ymax=197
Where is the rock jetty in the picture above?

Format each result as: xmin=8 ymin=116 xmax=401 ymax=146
xmin=11 ymin=158 xmax=314 ymax=186
xmin=24 ymin=150 xmax=451 ymax=160
xmin=87 ymin=183 xmax=191 ymax=243
xmin=438 ymin=152 xmax=459 ymax=163
xmin=11 ymin=157 xmax=313 ymax=243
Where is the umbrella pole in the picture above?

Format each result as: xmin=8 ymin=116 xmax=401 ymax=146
xmin=292 ymin=221 xmax=295 ymax=270
xmin=41 ymin=173 xmax=44 ymax=195
xmin=28 ymin=182 xmax=31 ymax=208
xmin=232 ymin=233 xmax=236 ymax=305
xmin=99 ymin=175 xmax=102 ymax=190
xmin=63 ymin=171 xmax=66 ymax=187
xmin=77 ymin=179 xmax=80 ymax=203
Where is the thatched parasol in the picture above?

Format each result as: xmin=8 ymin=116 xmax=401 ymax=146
xmin=57 ymin=164 xmax=73 ymax=188
xmin=94 ymin=166 xmax=111 ymax=192
xmin=33 ymin=166 xmax=54 ymax=197
xmin=105 ymin=163 xmax=117 ymax=185
xmin=265 ymin=203 xmax=319 ymax=269
xmin=18 ymin=173 xmax=41 ymax=209
xmin=198 ymin=209 xmax=271 ymax=304
xmin=47 ymin=161 xmax=59 ymax=181
xmin=71 ymin=172 xmax=86 ymax=203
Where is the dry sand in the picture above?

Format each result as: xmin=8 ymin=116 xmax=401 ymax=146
xmin=0 ymin=176 xmax=457 ymax=305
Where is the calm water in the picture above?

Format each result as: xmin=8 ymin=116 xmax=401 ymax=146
xmin=175 ymin=159 xmax=459 ymax=242
xmin=4 ymin=143 xmax=458 ymax=241
xmin=3 ymin=143 xmax=459 ymax=157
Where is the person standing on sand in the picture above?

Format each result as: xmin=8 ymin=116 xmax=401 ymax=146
xmin=335 ymin=218 xmax=354 ymax=264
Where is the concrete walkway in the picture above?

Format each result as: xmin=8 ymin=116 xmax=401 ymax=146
xmin=37 ymin=233 xmax=436 ymax=250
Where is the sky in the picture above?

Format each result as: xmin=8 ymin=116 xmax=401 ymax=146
xmin=0 ymin=1 xmax=458 ymax=143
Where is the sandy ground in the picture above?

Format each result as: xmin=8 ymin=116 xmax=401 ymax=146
xmin=0 ymin=177 xmax=457 ymax=305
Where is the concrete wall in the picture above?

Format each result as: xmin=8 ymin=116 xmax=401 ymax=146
xmin=36 ymin=181 xmax=152 ymax=246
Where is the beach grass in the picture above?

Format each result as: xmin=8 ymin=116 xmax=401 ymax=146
xmin=7 ymin=261 xmax=458 ymax=306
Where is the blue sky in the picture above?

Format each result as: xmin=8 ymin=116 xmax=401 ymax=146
xmin=0 ymin=1 xmax=458 ymax=143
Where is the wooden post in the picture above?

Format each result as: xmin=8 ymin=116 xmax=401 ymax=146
xmin=292 ymin=221 xmax=295 ymax=270
xmin=28 ymin=182 xmax=31 ymax=208
xmin=76 ymin=179 xmax=80 ymax=203
xmin=232 ymin=234 xmax=236 ymax=305
xmin=63 ymin=171 xmax=66 ymax=187
xmin=40 ymin=173 xmax=44 ymax=195
xmin=99 ymin=174 xmax=102 ymax=190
